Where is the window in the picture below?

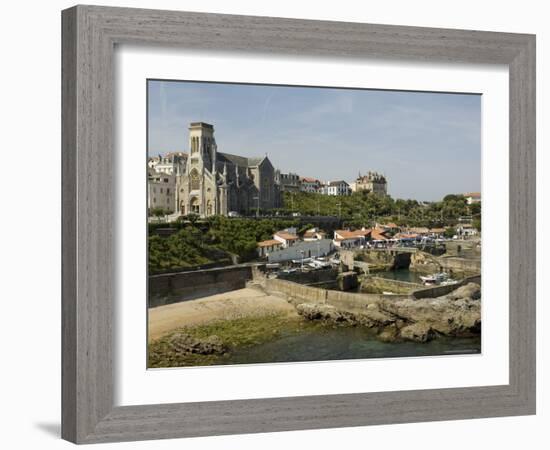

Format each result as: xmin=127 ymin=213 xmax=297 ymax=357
xmin=160 ymin=188 xmax=163 ymax=193
xmin=190 ymin=169 xmax=200 ymax=190
xmin=166 ymin=188 xmax=170 ymax=194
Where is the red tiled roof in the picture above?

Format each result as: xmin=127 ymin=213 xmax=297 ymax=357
xmin=371 ymin=230 xmax=388 ymax=241
xmin=335 ymin=229 xmax=371 ymax=239
xmin=301 ymin=177 xmax=320 ymax=183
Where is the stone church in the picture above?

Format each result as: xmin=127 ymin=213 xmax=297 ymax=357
xmin=176 ymin=122 xmax=279 ymax=217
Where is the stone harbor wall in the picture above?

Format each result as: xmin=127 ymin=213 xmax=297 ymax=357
xmin=263 ymin=278 xmax=409 ymax=309
xmin=277 ymin=267 xmax=338 ymax=284
xmin=149 ymin=265 xmax=253 ymax=307
xmin=411 ymin=251 xmax=481 ymax=276
xmin=362 ymin=276 xmax=422 ymax=295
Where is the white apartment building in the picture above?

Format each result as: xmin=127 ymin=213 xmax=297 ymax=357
xmin=326 ymin=180 xmax=351 ymax=196
xmin=273 ymin=228 xmax=299 ymax=248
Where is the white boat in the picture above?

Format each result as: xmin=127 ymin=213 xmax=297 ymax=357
xmin=420 ymin=272 xmax=449 ymax=285
xmin=313 ymin=259 xmax=332 ymax=268
xmin=439 ymin=279 xmax=459 ymax=286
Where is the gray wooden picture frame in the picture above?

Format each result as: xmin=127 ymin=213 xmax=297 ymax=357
xmin=61 ymin=5 xmax=536 ymax=444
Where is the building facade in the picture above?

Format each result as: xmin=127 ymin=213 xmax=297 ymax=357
xmin=175 ymin=122 xmax=279 ymax=217
xmin=352 ymin=171 xmax=388 ymax=195
xmin=326 ymin=180 xmax=351 ymax=196
xmin=147 ymin=170 xmax=177 ymax=213
xmin=151 ymin=152 xmax=187 ymax=175
xmin=300 ymin=176 xmax=321 ymax=193
xmin=265 ymin=239 xmax=334 ymax=263
xmin=275 ymin=171 xmax=301 ymax=192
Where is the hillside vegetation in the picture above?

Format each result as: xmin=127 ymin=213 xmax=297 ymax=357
xmin=281 ymin=191 xmax=480 ymax=228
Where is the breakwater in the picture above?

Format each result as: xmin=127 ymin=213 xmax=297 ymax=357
xmin=362 ymin=275 xmax=422 ymax=295
xmin=264 ymin=278 xmax=410 ymax=311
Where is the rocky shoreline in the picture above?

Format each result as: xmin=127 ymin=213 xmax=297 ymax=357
xmin=295 ymin=282 xmax=481 ymax=343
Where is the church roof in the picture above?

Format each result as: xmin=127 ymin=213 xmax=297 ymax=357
xmin=217 ymin=152 xmax=266 ymax=168
xmin=247 ymin=157 xmax=266 ymax=166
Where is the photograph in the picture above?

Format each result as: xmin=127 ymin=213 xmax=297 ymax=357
xmin=146 ymin=80 xmax=482 ymax=368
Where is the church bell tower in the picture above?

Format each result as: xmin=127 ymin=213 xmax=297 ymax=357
xmin=188 ymin=122 xmax=216 ymax=173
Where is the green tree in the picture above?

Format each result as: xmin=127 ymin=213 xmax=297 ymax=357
xmin=444 ymin=227 xmax=456 ymax=238
xmin=150 ymin=207 xmax=167 ymax=217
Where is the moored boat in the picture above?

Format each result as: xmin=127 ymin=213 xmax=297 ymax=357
xmin=420 ymin=272 xmax=450 ymax=285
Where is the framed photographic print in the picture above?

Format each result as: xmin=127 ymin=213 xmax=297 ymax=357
xmin=62 ymin=5 xmax=536 ymax=444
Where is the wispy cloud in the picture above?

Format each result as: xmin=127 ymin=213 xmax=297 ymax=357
xmin=147 ymin=81 xmax=480 ymax=201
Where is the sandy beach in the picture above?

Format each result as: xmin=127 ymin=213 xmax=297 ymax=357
xmin=148 ymin=287 xmax=298 ymax=342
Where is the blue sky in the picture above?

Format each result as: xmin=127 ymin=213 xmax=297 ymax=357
xmin=148 ymin=80 xmax=480 ymax=201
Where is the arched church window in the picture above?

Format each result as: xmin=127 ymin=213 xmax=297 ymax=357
xmin=190 ymin=169 xmax=200 ymax=190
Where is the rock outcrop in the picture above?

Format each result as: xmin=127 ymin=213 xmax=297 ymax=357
xmin=295 ymin=282 xmax=481 ymax=343
xmin=168 ymin=333 xmax=226 ymax=355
